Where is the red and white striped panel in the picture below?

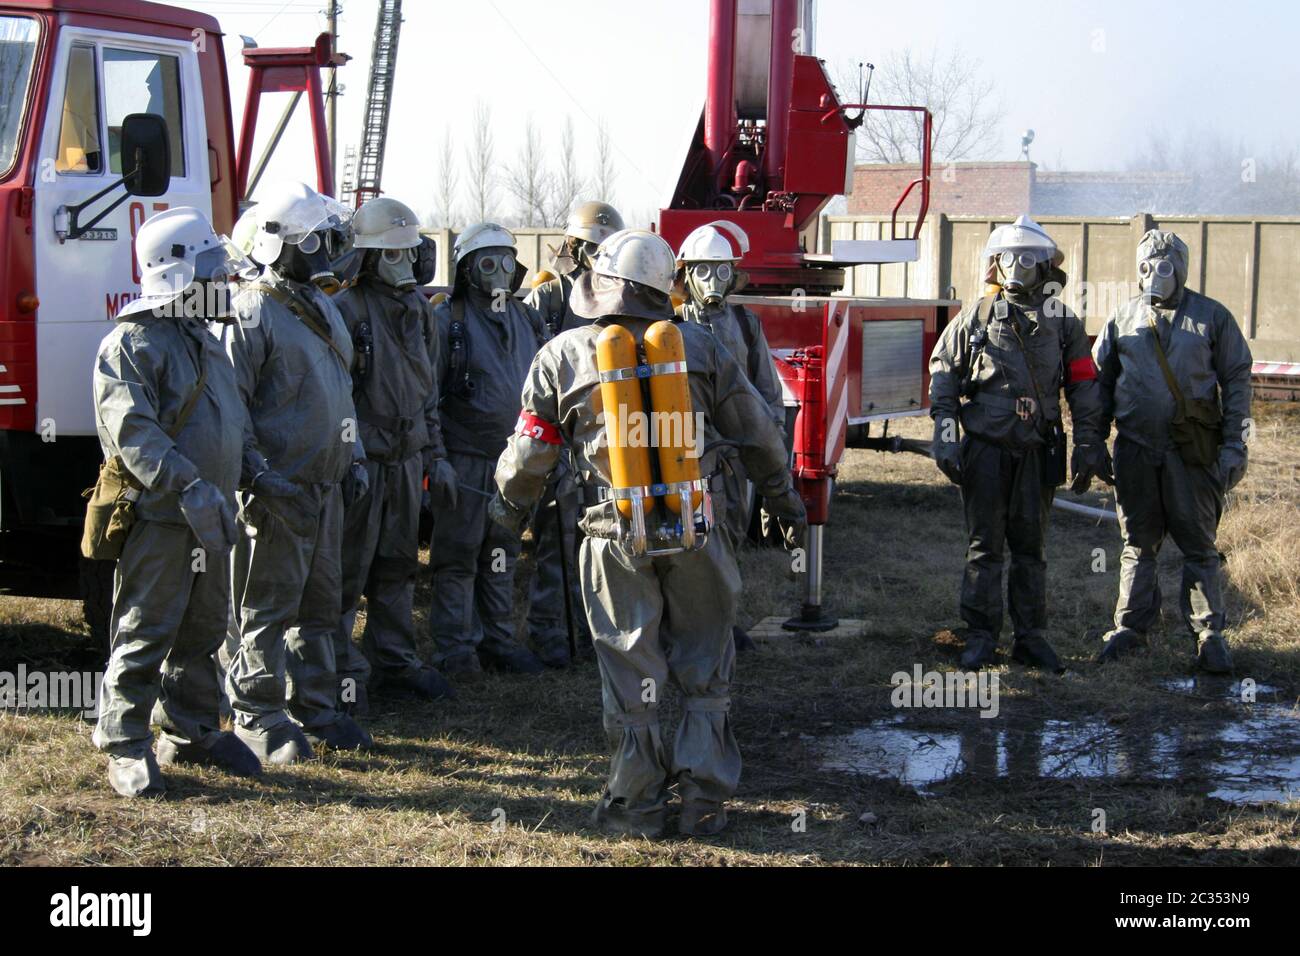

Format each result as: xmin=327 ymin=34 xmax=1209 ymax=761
xmin=1253 ymin=361 xmax=1300 ymax=377
xmin=823 ymin=301 xmax=849 ymax=468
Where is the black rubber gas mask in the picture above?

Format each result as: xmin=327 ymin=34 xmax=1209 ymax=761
xmin=277 ymin=229 xmax=341 ymax=294
xmin=1139 ymin=255 xmax=1181 ymax=307
xmin=685 ymin=261 xmax=734 ymax=309
xmin=466 ymin=247 xmax=517 ymax=298
xmin=373 ymin=246 xmax=418 ymax=290
xmin=996 ymin=250 xmax=1048 ymax=299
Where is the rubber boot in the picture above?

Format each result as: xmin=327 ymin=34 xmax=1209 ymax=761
xmin=1010 ymin=634 xmax=1063 ymax=673
xmin=1097 ymin=628 xmax=1147 ymax=664
xmin=1197 ymin=633 xmax=1233 ymax=675
xmin=303 ymin=714 xmax=375 ymax=751
xmin=960 ymin=632 xmax=998 ymax=670
xmin=156 ymin=731 xmax=262 ymax=777
xmin=234 ymin=721 xmax=314 ymax=765
xmin=107 ymin=751 xmax=165 ymax=798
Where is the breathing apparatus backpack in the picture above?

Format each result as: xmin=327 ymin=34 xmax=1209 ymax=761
xmin=596 ymin=320 xmax=714 ymax=558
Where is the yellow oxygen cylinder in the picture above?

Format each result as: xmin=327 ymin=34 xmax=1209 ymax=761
xmin=596 ymin=324 xmax=654 ymax=518
xmin=644 ymin=321 xmax=701 ymax=514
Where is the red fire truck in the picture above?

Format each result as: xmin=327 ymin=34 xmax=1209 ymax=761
xmin=0 ymin=0 xmax=337 ymax=637
xmin=658 ymin=0 xmax=957 ymax=629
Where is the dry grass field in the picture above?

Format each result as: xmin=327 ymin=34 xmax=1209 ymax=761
xmin=1 ymin=405 xmax=1297 ymax=866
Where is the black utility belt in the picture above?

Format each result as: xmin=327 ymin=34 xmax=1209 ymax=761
xmin=965 ymin=391 xmax=1060 ymax=423
xmin=359 ymin=409 xmax=419 ymax=435
xmin=579 ymin=473 xmax=724 ymax=508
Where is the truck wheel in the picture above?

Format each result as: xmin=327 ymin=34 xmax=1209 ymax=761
xmin=79 ymin=558 xmax=115 ymax=664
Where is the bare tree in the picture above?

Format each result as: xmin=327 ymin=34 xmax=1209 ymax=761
xmin=464 ymin=99 xmax=498 ymax=223
xmin=1124 ymin=129 xmax=1300 ymax=215
xmin=592 ymin=118 xmax=617 ymax=206
xmin=432 ymin=126 xmax=459 ymax=228
xmin=547 ymin=116 xmax=587 ymax=227
xmin=835 ymin=48 xmax=1005 ymax=164
xmin=503 ymin=116 xmax=552 ymax=227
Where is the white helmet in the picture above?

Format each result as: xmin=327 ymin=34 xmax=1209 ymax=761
xmin=591 ymin=228 xmax=677 ymax=297
xmin=453 ymin=221 xmax=525 ymax=295
xmin=983 ymin=214 xmax=1060 ymax=265
xmin=565 ymin=201 xmax=624 ymax=246
xmin=453 ymin=221 xmax=517 ymax=265
xmin=353 ymin=196 xmax=421 ymax=249
xmin=119 ymin=206 xmax=253 ymax=320
xmin=248 ymin=180 xmax=351 ymax=266
xmin=676 ymin=220 xmax=750 ymax=264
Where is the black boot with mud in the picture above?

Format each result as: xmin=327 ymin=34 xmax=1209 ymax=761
xmin=391 ymin=664 xmax=457 ymax=700
xmin=591 ymin=796 xmax=666 ymax=839
xmin=157 ymin=731 xmax=262 ymax=777
xmin=960 ymin=633 xmax=998 ymax=670
xmin=1097 ymin=628 xmax=1147 ymax=664
xmin=1197 ymin=633 xmax=1234 ymax=675
xmin=478 ymin=642 xmax=546 ymax=675
xmin=1011 ymin=634 xmax=1063 ymax=673
xmin=304 ymin=714 xmax=375 ymax=751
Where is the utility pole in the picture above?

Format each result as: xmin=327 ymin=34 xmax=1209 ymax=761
xmin=326 ymin=0 xmax=341 ymax=189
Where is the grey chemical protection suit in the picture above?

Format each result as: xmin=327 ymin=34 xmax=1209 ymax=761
xmin=929 ymin=291 xmax=1103 ymax=656
xmin=493 ymin=310 xmax=794 ymax=833
xmin=428 ymin=289 xmax=546 ymax=671
xmin=1093 ymin=282 xmax=1252 ymax=649
xmin=92 ymin=316 xmax=245 ymax=767
xmin=222 ymin=274 xmax=362 ymax=747
xmin=334 ymin=277 xmax=446 ymax=692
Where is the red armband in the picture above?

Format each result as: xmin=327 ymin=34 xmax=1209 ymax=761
xmin=515 ymin=411 xmax=562 ymax=445
xmin=1066 ymin=356 xmax=1097 ymax=384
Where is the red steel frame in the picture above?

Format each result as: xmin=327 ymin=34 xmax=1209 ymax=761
xmin=236 ymin=31 xmax=341 ymax=200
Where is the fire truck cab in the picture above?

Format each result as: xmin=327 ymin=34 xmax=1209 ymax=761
xmin=0 ymin=1 xmax=238 ymax=624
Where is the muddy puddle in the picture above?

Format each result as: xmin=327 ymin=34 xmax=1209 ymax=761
xmin=816 ymin=678 xmax=1300 ymax=804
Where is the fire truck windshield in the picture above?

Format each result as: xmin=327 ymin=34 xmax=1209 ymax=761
xmin=0 ymin=16 xmax=39 ymax=180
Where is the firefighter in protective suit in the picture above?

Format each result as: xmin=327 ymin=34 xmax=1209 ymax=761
xmin=428 ymin=223 xmax=547 ymax=678
xmin=222 ymin=181 xmax=373 ymax=763
xmin=929 ymin=216 xmax=1109 ymax=672
xmin=521 ymin=201 xmax=625 ymax=666
xmin=490 ymin=229 xmax=807 ymax=838
xmin=1092 ymin=230 xmax=1252 ymax=673
xmin=91 ymin=207 xmax=262 ymax=796
xmin=676 ymin=221 xmax=786 ymax=651
xmin=333 ymin=198 xmax=454 ymax=706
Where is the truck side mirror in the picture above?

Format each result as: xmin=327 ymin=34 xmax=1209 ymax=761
xmin=55 ymin=114 xmax=172 ymax=242
xmin=120 ymin=113 xmax=170 ymax=197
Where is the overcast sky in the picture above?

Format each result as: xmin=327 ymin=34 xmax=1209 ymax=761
xmin=186 ymin=0 xmax=1300 ymax=225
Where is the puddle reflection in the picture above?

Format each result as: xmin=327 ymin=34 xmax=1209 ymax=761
xmin=817 ymin=689 xmax=1300 ymax=805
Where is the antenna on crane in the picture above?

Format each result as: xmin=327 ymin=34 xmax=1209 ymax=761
xmin=353 ymin=0 xmax=404 ymax=207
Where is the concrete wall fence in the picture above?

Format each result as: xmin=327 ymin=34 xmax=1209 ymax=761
xmin=424 ymin=216 xmax=1300 ymax=363
xmin=821 ymin=214 xmax=1300 ymax=362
